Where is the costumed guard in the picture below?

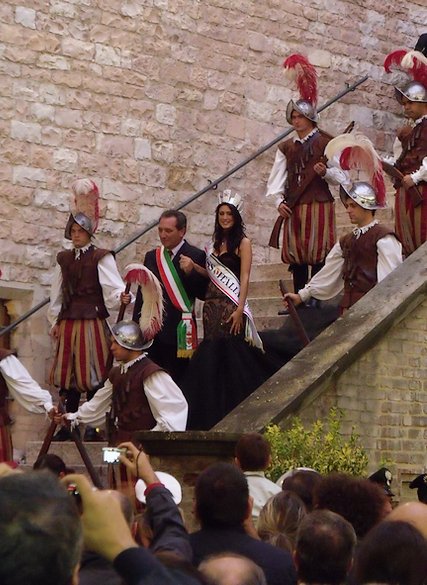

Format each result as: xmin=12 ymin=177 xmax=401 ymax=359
xmin=48 ymin=178 xmax=127 ymax=439
xmin=0 ymin=348 xmax=54 ymax=462
xmin=61 ymin=265 xmax=188 ymax=438
xmin=283 ymin=134 xmax=403 ymax=313
xmin=266 ymin=54 xmax=348 ymax=293
xmin=383 ymin=48 xmax=427 ymax=256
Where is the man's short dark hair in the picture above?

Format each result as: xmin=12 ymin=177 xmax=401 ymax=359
xmin=195 ymin=462 xmax=249 ymax=529
xmin=352 ymin=520 xmax=427 ymax=585
xmin=0 ymin=471 xmax=82 ymax=585
xmin=235 ymin=433 xmax=271 ymax=471
xmin=160 ymin=210 xmax=187 ymax=230
xmin=295 ymin=510 xmax=356 ymax=585
xmin=282 ymin=470 xmax=321 ymax=512
xmin=33 ymin=453 xmax=67 ymax=476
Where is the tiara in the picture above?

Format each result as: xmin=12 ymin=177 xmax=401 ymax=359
xmin=218 ymin=189 xmax=243 ymax=212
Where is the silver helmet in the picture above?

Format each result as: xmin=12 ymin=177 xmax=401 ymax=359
xmin=110 ymin=320 xmax=153 ymax=351
xmin=339 ymin=181 xmax=386 ymax=211
xmin=64 ymin=212 xmax=94 ymax=240
xmin=394 ymin=81 xmax=427 ymax=104
xmin=286 ymin=99 xmax=318 ymax=124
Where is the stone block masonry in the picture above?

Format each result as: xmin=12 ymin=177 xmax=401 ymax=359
xmin=0 ymin=1 xmax=425 ymax=449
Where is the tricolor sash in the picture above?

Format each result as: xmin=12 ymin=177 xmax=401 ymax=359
xmin=155 ymin=246 xmax=197 ymax=358
xmin=205 ymin=248 xmax=264 ymax=351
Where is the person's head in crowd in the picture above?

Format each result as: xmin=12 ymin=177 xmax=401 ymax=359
xmin=351 ymin=520 xmax=427 ymax=585
xmin=409 ymin=473 xmax=427 ymax=504
xmin=368 ymin=467 xmax=394 ymax=501
xmin=281 ymin=469 xmax=322 ymax=512
xmin=33 ymin=453 xmax=69 ymax=477
xmin=195 ymin=462 xmax=250 ymax=529
xmin=314 ymin=472 xmax=390 ymax=539
xmin=0 ymin=470 xmax=82 ymax=585
xmin=199 ymin=552 xmax=267 ymax=585
xmin=387 ymin=501 xmax=427 ymax=539
xmin=294 ymin=509 xmax=356 ymax=585
xmin=235 ymin=432 xmax=272 ymax=472
xmin=257 ymin=490 xmax=307 ymax=552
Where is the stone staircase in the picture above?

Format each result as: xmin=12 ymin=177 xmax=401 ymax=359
xmin=249 ymin=262 xmax=292 ymax=331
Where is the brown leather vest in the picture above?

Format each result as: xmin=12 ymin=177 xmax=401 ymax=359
xmin=0 ymin=349 xmax=14 ymax=427
xmin=57 ymin=246 xmax=111 ymax=320
xmin=340 ymin=224 xmax=395 ymax=310
xmin=395 ymin=118 xmax=427 ymax=178
xmin=109 ymin=357 xmax=162 ymax=437
xmin=279 ymin=130 xmax=334 ymax=207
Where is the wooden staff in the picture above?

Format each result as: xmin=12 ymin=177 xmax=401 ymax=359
xmin=279 ymin=279 xmax=311 ymax=347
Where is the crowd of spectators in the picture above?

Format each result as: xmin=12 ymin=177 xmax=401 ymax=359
xmin=0 ymin=432 xmax=426 ymax=585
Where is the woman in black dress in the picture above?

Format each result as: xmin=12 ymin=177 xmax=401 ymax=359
xmin=179 ymin=195 xmax=276 ymax=430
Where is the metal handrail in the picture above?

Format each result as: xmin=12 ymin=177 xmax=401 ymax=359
xmin=0 ymin=75 xmax=369 ymax=337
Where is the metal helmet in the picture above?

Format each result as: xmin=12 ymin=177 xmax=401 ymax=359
xmin=394 ymin=81 xmax=427 ymax=104
xmin=286 ymin=99 xmax=318 ymax=125
xmin=339 ymin=181 xmax=386 ymax=211
xmin=110 ymin=320 xmax=153 ymax=351
xmin=64 ymin=212 xmax=94 ymax=240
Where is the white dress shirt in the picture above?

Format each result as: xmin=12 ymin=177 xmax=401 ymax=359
xmin=244 ymin=470 xmax=282 ymax=522
xmin=65 ymin=354 xmax=188 ymax=431
xmin=389 ymin=115 xmax=427 ymax=185
xmin=265 ymin=129 xmax=350 ymax=208
xmin=0 ymin=355 xmax=53 ymax=414
xmin=298 ymin=220 xmax=403 ymax=303
xmin=47 ymin=243 xmax=126 ymax=327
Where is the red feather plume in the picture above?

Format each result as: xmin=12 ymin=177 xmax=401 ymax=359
xmin=383 ymin=50 xmax=407 ymax=73
xmin=283 ymin=54 xmax=318 ymax=106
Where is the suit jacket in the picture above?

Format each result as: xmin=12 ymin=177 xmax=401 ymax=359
xmin=133 ymin=240 xmax=208 ymax=347
xmin=190 ymin=527 xmax=297 ymax=585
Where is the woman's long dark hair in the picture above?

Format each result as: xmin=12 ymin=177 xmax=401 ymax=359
xmin=213 ymin=203 xmax=246 ymax=254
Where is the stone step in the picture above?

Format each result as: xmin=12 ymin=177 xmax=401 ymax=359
xmin=248 ymin=296 xmax=285 ymax=317
xmin=26 ymin=440 xmax=109 ymax=467
xmin=251 ymin=262 xmax=289 ymax=281
xmin=255 ymin=314 xmax=289 ymax=331
xmin=249 ymin=278 xmax=290 ymax=298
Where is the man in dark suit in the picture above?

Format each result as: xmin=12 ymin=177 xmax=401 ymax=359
xmin=190 ymin=462 xmax=297 ymax=585
xmin=133 ymin=210 xmax=207 ymax=386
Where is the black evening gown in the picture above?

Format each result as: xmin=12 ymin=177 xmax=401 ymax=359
xmin=183 ymin=252 xmax=277 ymax=430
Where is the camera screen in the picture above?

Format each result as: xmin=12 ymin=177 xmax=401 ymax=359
xmin=102 ymin=447 xmax=125 ymax=464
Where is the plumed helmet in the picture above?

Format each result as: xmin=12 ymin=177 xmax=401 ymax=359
xmin=339 ymin=181 xmax=386 ymax=211
xmin=64 ymin=212 xmax=94 ymax=239
xmin=283 ymin=54 xmax=318 ymax=124
xmin=65 ymin=178 xmax=100 ymax=240
xmin=286 ymin=98 xmax=318 ymax=124
xmin=110 ymin=320 xmax=153 ymax=351
xmin=384 ymin=50 xmax=427 ymax=104
xmin=394 ymin=80 xmax=427 ymax=104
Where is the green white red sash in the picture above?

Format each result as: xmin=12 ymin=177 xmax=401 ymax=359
xmin=155 ymin=246 xmax=197 ymax=357
xmin=205 ymin=248 xmax=264 ymax=351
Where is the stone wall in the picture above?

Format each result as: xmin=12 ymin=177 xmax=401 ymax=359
xmin=0 ymin=0 xmax=426 ymax=449
xmin=217 ymin=243 xmax=427 ymax=500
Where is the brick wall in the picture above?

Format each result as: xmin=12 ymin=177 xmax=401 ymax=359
xmin=298 ymin=297 xmax=427 ymax=486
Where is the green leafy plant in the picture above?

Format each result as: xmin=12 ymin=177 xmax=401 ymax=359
xmin=264 ymin=407 xmax=369 ymax=482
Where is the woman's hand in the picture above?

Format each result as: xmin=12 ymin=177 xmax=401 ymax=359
xmin=227 ymin=307 xmax=244 ymax=335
